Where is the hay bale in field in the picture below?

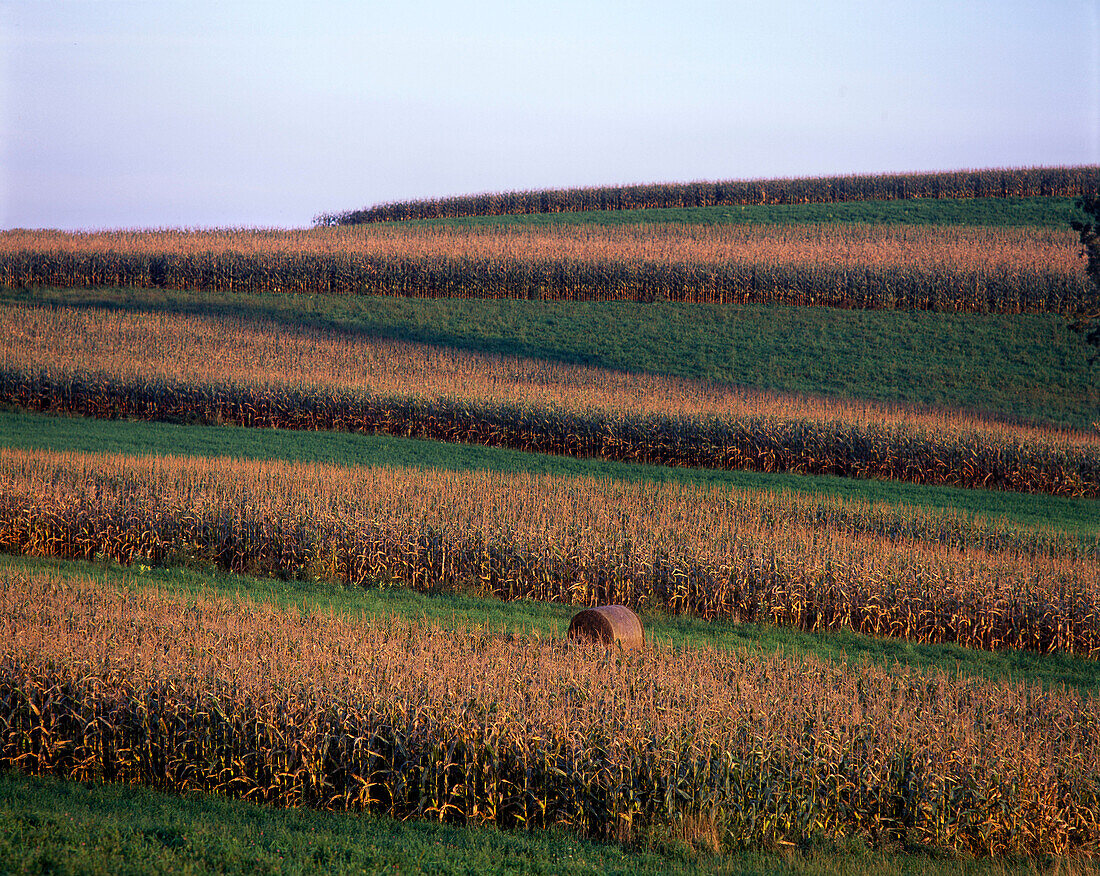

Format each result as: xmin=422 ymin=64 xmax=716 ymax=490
xmin=568 ymin=605 xmax=644 ymax=649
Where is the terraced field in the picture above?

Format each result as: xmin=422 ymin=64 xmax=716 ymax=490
xmin=3 ymin=178 xmax=1099 ymax=870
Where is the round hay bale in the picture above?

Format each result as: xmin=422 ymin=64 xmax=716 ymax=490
xmin=568 ymin=605 xmax=644 ymax=649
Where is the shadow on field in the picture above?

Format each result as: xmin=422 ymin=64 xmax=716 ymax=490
xmin=1 ymin=285 xmax=628 ymax=374
xmin=3 ymin=284 xmax=1098 ymax=433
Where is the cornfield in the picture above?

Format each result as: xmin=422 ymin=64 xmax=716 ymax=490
xmin=317 ymin=164 xmax=1100 ymax=224
xmin=3 ymin=304 xmax=1098 ymax=497
xmin=1 ymin=222 xmax=1092 ymax=313
xmin=2 ymin=565 xmax=1098 ymax=855
xmin=2 ymin=448 xmax=1097 ymax=656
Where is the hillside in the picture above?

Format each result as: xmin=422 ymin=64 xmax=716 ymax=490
xmin=317 ymin=165 xmax=1099 ymax=224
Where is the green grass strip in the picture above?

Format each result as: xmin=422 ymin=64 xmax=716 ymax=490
xmin=2 ymin=770 xmax=1063 ymax=876
xmin=6 ymin=287 xmax=1096 ymax=431
xmin=2 ymin=409 xmax=1096 ymax=542
xmin=401 ymin=195 xmax=1085 ymax=230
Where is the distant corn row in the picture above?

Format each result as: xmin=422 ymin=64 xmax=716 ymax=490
xmin=0 ymin=223 xmax=1090 ymax=313
xmin=1 ymin=251 xmax=1084 ymax=312
xmin=318 ymin=165 xmax=1100 ymax=224
xmin=2 ymin=449 xmax=1098 ymax=656
xmin=3 ymin=567 xmax=1098 ymax=855
xmin=4 ymin=370 xmax=1097 ymax=498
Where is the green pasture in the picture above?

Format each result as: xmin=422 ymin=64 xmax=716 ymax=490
xmin=2 ymin=770 xmax=1066 ymax=876
xmin=401 ymin=195 xmax=1084 ymax=229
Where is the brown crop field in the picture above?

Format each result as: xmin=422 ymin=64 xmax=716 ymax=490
xmin=2 ymin=564 xmax=1098 ymax=855
xmin=4 ymin=167 xmax=1100 ymax=864
xmin=1 ymin=222 xmax=1092 ymax=313
xmin=3 ymin=303 xmax=1098 ymax=496
xmin=319 ymin=165 xmax=1100 ymax=223
xmin=2 ymin=448 xmax=1098 ymax=656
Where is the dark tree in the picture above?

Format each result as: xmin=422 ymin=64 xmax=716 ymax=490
xmin=1070 ymin=194 xmax=1100 ymax=361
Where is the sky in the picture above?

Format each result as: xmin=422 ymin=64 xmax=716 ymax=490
xmin=2 ymin=0 xmax=1098 ymax=230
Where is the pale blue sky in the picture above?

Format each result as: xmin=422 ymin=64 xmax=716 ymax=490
xmin=2 ymin=0 xmax=1098 ymax=229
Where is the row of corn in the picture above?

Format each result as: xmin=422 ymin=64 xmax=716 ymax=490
xmin=4 ymin=369 xmax=1097 ymax=498
xmin=319 ymin=165 xmax=1099 ymax=223
xmin=1 ymin=448 xmax=1097 ymax=656
xmin=0 ymin=221 xmax=1091 ymax=313
xmin=2 ymin=247 xmax=1091 ymax=314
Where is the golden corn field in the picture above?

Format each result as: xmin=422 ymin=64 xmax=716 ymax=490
xmin=3 ymin=165 xmax=1100 ymax=863
xmin=2 ymin=448 xmax=1097 ymax=656
xmin=318 ymin=165 xmax=1100 ymax=223
xmin=1 ymin=222 xmax=1093 ymax=312
xmin=3 ymin=303 xmax=1098 ymax=497
xmin=2 ymin=565 xmax=1098 ymax=855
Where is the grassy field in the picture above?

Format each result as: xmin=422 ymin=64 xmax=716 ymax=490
xmin=7 ymin=770 xmax=1082 ymax=876
xmin=404 ymin=195 xmax=1086 ymax=229
xmin=322 ymin=166 xmax=1096 ymax=224
xmin=6 ymin=287 xmax=1096 ymax=431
